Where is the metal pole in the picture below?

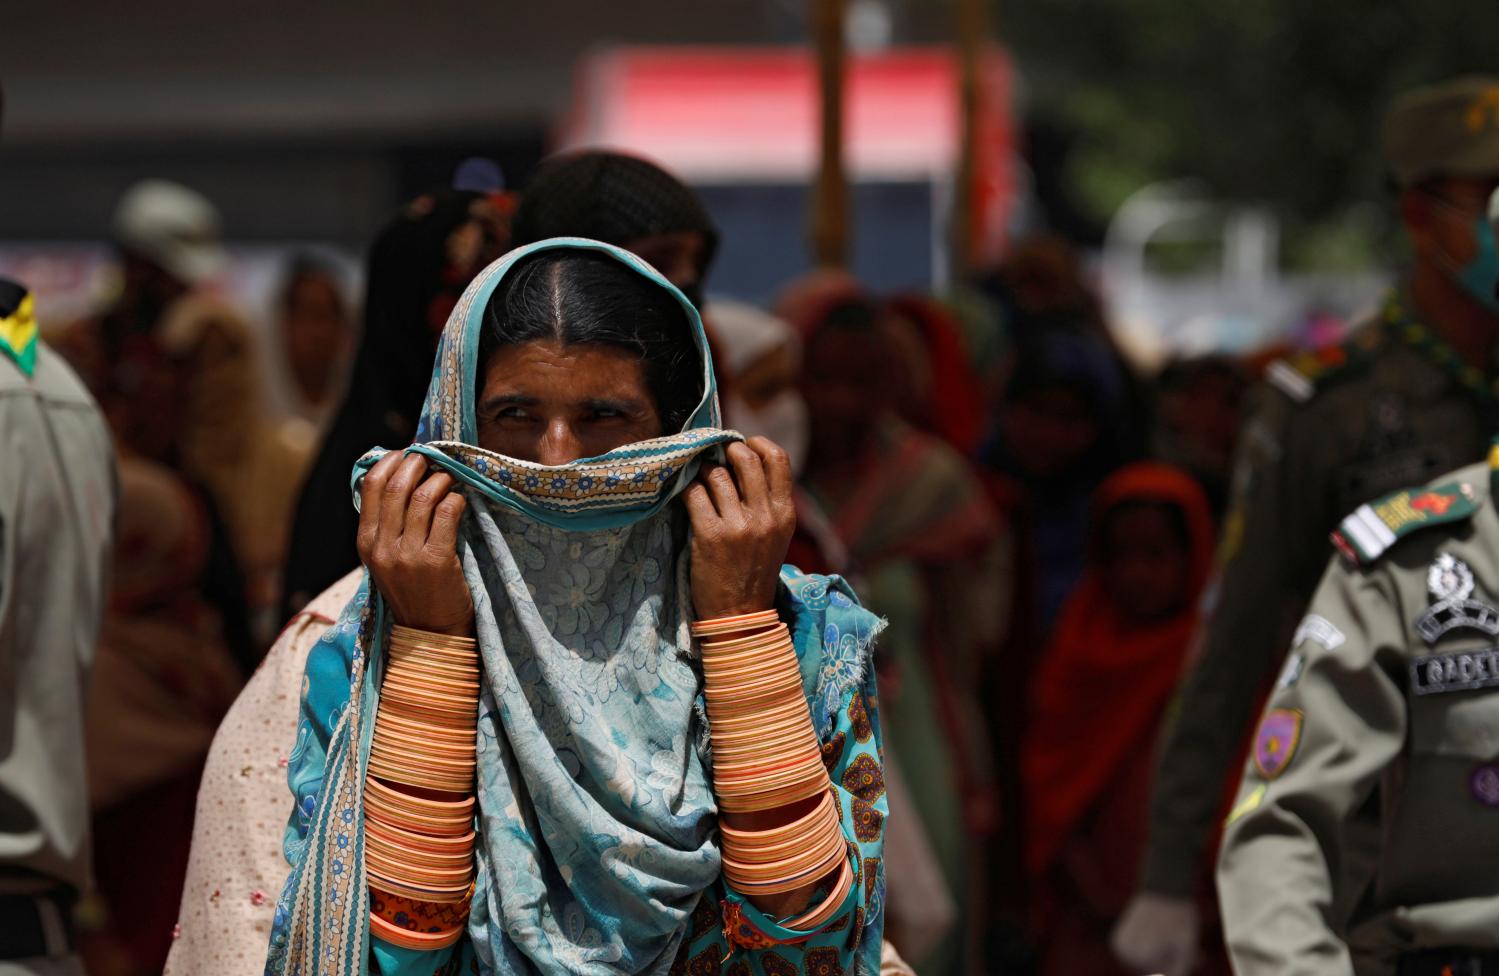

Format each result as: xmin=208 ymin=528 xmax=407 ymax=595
xmin=811 ymin=0 xmax=849 ymax=268
xmin=953 ymin=0 xmax=991 ymax=278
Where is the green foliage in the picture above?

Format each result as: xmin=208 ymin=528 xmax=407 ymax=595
xmin=1003 ymin=0 xmax=1499 ymax=230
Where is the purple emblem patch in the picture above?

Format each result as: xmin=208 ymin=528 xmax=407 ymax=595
xmin=1253 ymin=708 xmax=1303 ymax=781
xmin=1471 ymin=764 xmax=1499 ymax=807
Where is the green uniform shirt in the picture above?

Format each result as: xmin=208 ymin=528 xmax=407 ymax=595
xmin=1143 ymin=296 xmax=1496 ymax=899
xmin=1217 ymin=455 xmax=1499 ymax=974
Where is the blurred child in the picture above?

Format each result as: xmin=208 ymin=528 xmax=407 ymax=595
xmin=1021 ymin=462 xmax=1215 ymax=976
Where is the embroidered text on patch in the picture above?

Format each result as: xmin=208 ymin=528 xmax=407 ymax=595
xmin=1410 ymin=647 xmax=1499 ymax=695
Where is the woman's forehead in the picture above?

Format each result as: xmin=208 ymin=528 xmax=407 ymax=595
xmin=479 ymin=339 xmax=651 ymax=397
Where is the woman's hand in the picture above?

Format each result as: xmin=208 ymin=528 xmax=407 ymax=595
xmin=683 ymin=437 xmax=797 ymax=620
xmin=356 ymin=451 xmax=474 ymax=636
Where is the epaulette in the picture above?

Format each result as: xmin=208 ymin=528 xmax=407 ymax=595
xmin=1331 ymin=479 xmax=1480 ymax=567
xmin=1264 ymin=328 xmax=1382 ymax=404
xmin=0 ymin=278 xmax=37 ymax=378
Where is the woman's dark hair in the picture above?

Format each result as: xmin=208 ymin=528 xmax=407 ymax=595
xmin=478 ymin=250 xmax=702 ymax=433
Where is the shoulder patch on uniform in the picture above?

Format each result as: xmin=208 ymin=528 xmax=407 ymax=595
xmin=1263 ymin=333 xmax=1376 ymax=405
xmin=1265 ymin=359 xmax=1314 ymax=403
xmin=1253 ymin=708 xmax=1303 ymax=780
xmin=1291 ymin=615 xmax=1345 ymax=652
xmin=0 ymin=279 xmax=37 ymax=377
xmin=1331 ymin=481 xmax=1479 ymax=567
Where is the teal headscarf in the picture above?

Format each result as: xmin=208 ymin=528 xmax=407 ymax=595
xmin=404 ymin=235 xmax=733 ymax=529
xmin=267 ymin=238 xmax=886 ymax=976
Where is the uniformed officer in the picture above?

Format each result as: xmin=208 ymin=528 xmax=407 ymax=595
xmin=1217 ymin=447 xmax=1499 ymax=975
xmin=1114 ymin=75 xmax=1499 ymax=976
xmin=0 ymin=278 xmax=115 ymax=976
xmin=0 ymin=81 xmax=116 ymax=976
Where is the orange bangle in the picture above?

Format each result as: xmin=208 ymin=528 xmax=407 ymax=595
xmin=370 ymin=912 xmax=466 ymax=951
xmin=700 ymin=628 xmax=792 ymax=656
xmin=722 ymin=812 xmax=843 ymax=875
xmin=713 ymin=764 xmax=827 ymax=800
xmin=721 ymin=840 xmax=846 ymax=895
xmin=691 ymin=609 xmax=781 ymax=638
xmin=709 ymin=701 xmax=816 ymax=727
xmin=389 ymin=624 xmax=478 ymax=651
xmin=366 ymin=871 xmax=473 ymax=904
xmin=782 ymin=855 xmax=855 ymax=929
xmin=713 ymin=751 xmax=825 ymax=783
xmin=722 ymin=827 xmax=844 ymax=883
xmin=719 ymin=790 xmax=835 ymax=847
xmin=717 ymin=773 xmax=829 ymax=813
xmin=702 ymin=655 xmax=802 ymax=686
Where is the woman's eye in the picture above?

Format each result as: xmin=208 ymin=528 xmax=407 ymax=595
xmin=497 ymin=407 xmax=530 ymax=420
xmin=591 ymin=408 xmax=622 ymax=420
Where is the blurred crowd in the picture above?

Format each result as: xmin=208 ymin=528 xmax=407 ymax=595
xmin=20 ymin=146 xmax=1290 ymax=976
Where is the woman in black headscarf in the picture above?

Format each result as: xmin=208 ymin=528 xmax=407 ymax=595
xmin=279 ymin=191 xmax=503 ymax=619
xmin=511 ymin=150 xmax=718 ymax=307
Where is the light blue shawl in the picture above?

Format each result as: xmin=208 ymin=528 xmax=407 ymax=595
xmin=266 ymin=238 xmax=886 ymax=976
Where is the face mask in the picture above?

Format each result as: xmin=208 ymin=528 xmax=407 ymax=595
xmin=1427 ymin=189 xmax=1499 ymax=313
xmin=1457 ymin=210 xmax=1499 ymax=313
xmin=725 ymin=390 xmax=810 ymax=477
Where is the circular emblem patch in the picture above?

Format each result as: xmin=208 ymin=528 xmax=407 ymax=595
xmin=1428 ymin=553 xmax=1476 ymax=604
xmin=1471 ymin=763 xmax=1499 ymax=807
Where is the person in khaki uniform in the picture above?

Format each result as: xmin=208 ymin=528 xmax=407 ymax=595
xmin=1114 ymin=75 xmax=1499 ymax=975
xmin=1217 ymin=448 xmax=1499 ymax=975
xmin=0 ymin=277 xmax=116 ymax=975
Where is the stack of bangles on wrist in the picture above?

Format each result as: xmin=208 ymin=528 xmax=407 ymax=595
xmin=363 ymin=625 xmax=480 ymax=951
xmin=693 ymin=610 xmax=854 ymax=925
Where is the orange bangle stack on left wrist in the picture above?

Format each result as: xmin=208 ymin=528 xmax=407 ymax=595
xmin=695 ymin=610 xmax=850 ymax=908
xmin=696 ymin=616 xmax=827 ymax=813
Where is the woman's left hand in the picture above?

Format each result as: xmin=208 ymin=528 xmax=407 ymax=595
xmin=683 ymin=437 xmax=798 ymax=620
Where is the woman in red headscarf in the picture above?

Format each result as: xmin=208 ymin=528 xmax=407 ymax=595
xmin=1022 ymin=462 xmax=1216 ymax=975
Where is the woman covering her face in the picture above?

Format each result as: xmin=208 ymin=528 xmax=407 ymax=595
xmin=265 ymin=239 xmax=887 ymax=976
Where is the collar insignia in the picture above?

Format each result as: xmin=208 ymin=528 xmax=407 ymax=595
xmin=1429 ymin=552 xmax=1476 ymax=603
xmin=1417 ymin=553 xmax=1499 ymax=645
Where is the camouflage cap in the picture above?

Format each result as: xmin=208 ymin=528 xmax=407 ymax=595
xmin=1383 ymin=76 xmax=1499 ymax=185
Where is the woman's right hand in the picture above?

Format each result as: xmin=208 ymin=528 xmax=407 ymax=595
xmin=356 ymin=452 xmax=474 ymax=636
